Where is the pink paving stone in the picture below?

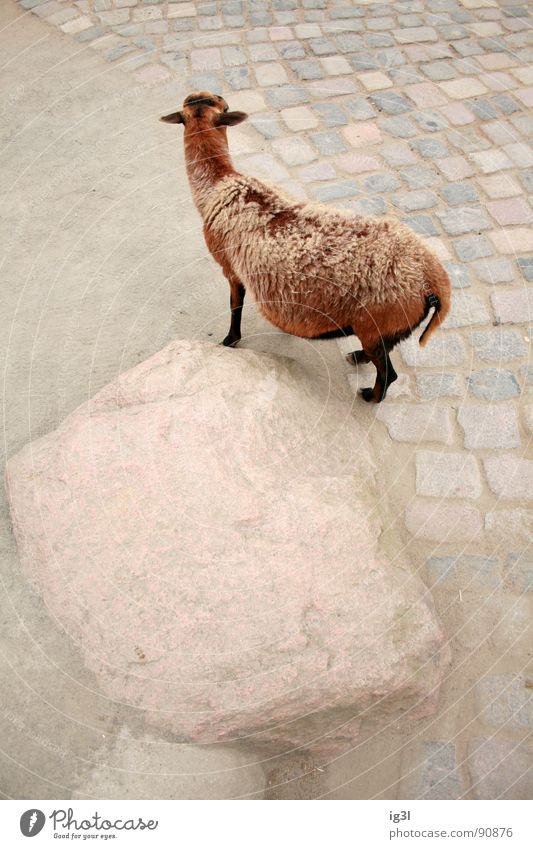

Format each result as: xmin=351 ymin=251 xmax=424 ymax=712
xmin=479 ymin=72 xmax=516 ymax=92
xmin=298 ymin=161 xmax=336 ymax=182
xmin=404 ymin=82 xmax=448 ymax=108
xmin=484 ymin=457 xmax=533 ymax=501
xmin=479 ymin=174 xmax=523 ymax=199
xmin=470 ymin=149 xmax=513 ymax=174
xmin=269 ymin=26 xmax=293 ymax=41
xmin=477 ymin=53 xmax=517 ymax=71
xmin=439 ymin=103 xmax=476 ymax=125
xmin=436 ymin=156 xmax=475 ymax=180
xmin=191 ymin=47 xmax=222 ymax=71
xmin=358 ymin=71 xmax=393 ymax=91
xmin=488 ymin=229 xmax=533 ymax=255
xmin=515 ymin=88 xmax=533 ymax=108
xmin=487 ymin=198 xmax=533 ymax=226
xmin=439 ymin=78 xmax=488 ymax=99
xmin=392 ymin=27 xmax=438 ymax=43
xmin=503 ymin=143 xmax=533 ymax=168
xmin=404 ymin=45 xmax=430 ymax=62
xmin=134 ymin=64 xmax=170 ymax=83
xmin=405 ymin=500 xmax=483 ymax=543
xmin=491 ymin=288 xmax=533 ymax=324
xmin=336 ymin=152 xmax=381 ymax=174
xmin=511 ymin=67 xmax=533 ymax=86
xmin=342 ymin=122 xmax=382 ymax=147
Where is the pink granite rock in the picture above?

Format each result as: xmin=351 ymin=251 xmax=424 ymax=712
xmin=6 ymin=340 xmax=449 ymax=753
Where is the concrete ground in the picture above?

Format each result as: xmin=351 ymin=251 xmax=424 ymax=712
xmin=1 ymin=0 xmax=532 ymax=799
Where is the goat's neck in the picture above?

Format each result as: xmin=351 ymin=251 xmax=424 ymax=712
xmin=184 ymin=127 xmax=235 ymax=217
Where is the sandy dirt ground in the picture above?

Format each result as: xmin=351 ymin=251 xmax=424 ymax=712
xmin=1 ymin=0 xmax=531 ymax=800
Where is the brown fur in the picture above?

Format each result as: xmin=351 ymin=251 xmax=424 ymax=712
xmin=161 ymin=92 xmax=451 ymax=402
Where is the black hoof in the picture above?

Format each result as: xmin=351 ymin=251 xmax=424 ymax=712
xmin=221 ymin=335 xmax=239 ymax=347
xmin=360 ymin=387 xmax=375 ymax=403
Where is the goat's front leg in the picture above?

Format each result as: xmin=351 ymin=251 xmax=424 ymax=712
xmin=222 ymin=279 xmax=245 ymax=347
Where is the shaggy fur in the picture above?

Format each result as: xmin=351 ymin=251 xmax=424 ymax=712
xmin=161 ymin=92 xmax=451 ymax=402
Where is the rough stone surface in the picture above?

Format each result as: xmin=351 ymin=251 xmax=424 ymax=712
xmin=5 ymin=340 xmax=449 ymax=754
xmin=415 ymin=451 xmax=482 ymax=499
xmin=475 ymin=675 xmax=533 ymax=731
xmin=376 ymin=405 xmax=453 ymax=444
xmin=458 ymin=404 xmax=521 ymax=449
xmin=468 ymin=737 xmax=533 ymax=800
xmin=484 ymin=456 xmax=533 ymax=501
xmin=405 ymin=500 xmax=482 ymax=542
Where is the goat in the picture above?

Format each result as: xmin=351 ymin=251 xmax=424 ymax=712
xmin=161 ymin=92 xmax=451 ymax=402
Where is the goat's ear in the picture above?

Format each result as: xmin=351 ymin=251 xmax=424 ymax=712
xmin=215 ymin=111 xmax=248 ymax=127
xmin=160 ymin=111 xmax=184 ymax=124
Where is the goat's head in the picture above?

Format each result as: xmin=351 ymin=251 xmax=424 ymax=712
xmin=160 ymin=92 xmax=248 ymax=130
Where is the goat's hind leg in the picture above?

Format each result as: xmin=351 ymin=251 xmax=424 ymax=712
xmin=222 ymin=277 xmax=245 ymax=347
xmin=346 ymin=348 xmax=371 ymax=365
xmin=360 ymin=337 xmax=398 ymax=403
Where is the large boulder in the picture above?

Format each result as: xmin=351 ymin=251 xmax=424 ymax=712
xmin=6 ymin=340 xmax=449 ymax=754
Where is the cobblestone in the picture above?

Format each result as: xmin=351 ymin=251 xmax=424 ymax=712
xmin=506 ymin=553 xmax=533 ymax=594
xmin=468 ymin=738 xmax=533 ymax=800
xmin=444 ymin=291 xmax=490 ymax=327
xmin=440 ymin=183 xmax=479 ymax=205
xmin=491 ymin=288 xmax=533 ymax=324
xmin=405 ymin=500 xmax=482 ymax=542
xmin=416 ymin=373 xmax=463 ymax=399
xmin=484 ymin=456 xmax=533 ymax=500
xmin=376 ymin=405 xmax=453 ymax=444
xmin=401 ymin=332 xmax=466 ymax=367
xmin=458 ymin=403 xmax=520 ymax=448
xmin=475 ymin=674 xmax=533 ymax=730
xmin=437 ymin=206 xmax=492 ymax=236
xmin=471 ymin=328 xmax=527 ymax=362
xmin=472 ymin=257 xmax=514 ymax=285
xmin=416 ymin=450 xmax=481 ymax=499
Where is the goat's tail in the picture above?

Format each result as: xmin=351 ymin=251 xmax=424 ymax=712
xmin=419 ymin=256 xmax=451 ymax=348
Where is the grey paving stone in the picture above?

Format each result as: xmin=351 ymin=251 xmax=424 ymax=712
xmin=440 ymin=184 xmax=479 ymax=206
xmin=400 ymin=165 xmax=441 ymax=189
xmin=278 ymin=41 xmax=306 ymax=59
xmin=416 ymin=373 xmax=463 ymax=400
xmin=370 ymin=92 xmax=411 ymax=115
xmin=492 ymin=94 xmax=521 ymax=115
xmin=77 ymin=25 xmax=106 ymax=42
xmin=266 ymin=85 xmax=308 ymax=108
xmin=380 ymin=116 xmax=418 ymax=138
xmin=271 ymin=137 xmax=317 ymax=166
xmin=452 ymin=39 xmax=483 ymax=57
xmin=222 ymin=46 xmax=247 ymax=66
xmin=380 ymin=144 xmax=417 ymax=167
xmin=413 ymin=111 xmax=449 ymax=133
xmin=364 ymin=32 xmax=395 ymax=48
xmin=224 ymin=67 xmax=250 ymax=89
xmin=290 ymin=59 xmax=324 ymax=80
xmin=437 ymin=206 xmax=492 ymax=236
xmin=401 ymin=214 xmax=439 ymax=236
xmin=467 ymin=98 xmax=499 ymax=120
xmin=348 ymin=52 xmax=380 ymax=71
xmin=249 ymin=43 xmax=278 ymax=62
xmin=517 ymin=257 xmax=533 ymax=281
xmin=310 ymin=131 xmax=346 ymax=156
xmin=411 ymin=138 xmax=450 ymax=158
xmin=249 ymin=112 xmax=283 ymax=139
xmin=389 ymin=66 xmax=424 ymax=85
xmin=188 ymin=73 xmax=221 ymax=91
xmin=453 ymin=236 xmax=493 ymax=262
xmin=467 ymin=369 xmax=521 ymax=401
xmin=426 ymin=555 xmax=500 ymax=588
xmin=311 ymin=181 xmax=361 ymax=202
xmin=445 ymin=262 xmax=471 ymax=290
xmin=421 ymin=60 xmax=457 ymax=80
xmin=471 ymin=329 xmax=527 ymax=362
xmin=308 ymin=37 xmax=336 ymax=55
xmin=475 ymin=674 xmax=533 ymax=730
xmin=506 ymin=553 xmax=533 ymax=594
xmin=376 ymin=48 xmax=405 ymax=68
xmin=364 ymin=173 xmax=401 ymax=193
xmin=312 ymin=102 xmax=347 ymax=127
xmin=417 ymin=743 xmax=464 ymax=800
xmin=343 ymin=97 xmax=377 ymax=121
xmin=518 ymin=171 xmax=533 ymax=193
xmin=335 ymin=33 xmax=365 ymax=52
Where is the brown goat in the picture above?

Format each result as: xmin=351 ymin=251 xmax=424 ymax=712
xmin=161 ymin=92 xmax=451 ymax=402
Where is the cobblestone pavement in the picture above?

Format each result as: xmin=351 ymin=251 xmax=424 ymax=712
xmin=13 ymin=0 xmax=533 ymax=799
